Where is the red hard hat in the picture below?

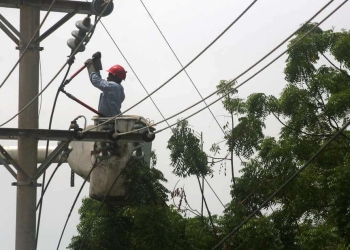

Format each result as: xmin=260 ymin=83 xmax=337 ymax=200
xmin=107 ymin=64 xmax=127 ymax=80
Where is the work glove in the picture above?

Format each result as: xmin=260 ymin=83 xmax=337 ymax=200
xmin=85 ymin=59 xmax=96 ymax=75
xmin=92 ymin=51 xmax=103 ymax=70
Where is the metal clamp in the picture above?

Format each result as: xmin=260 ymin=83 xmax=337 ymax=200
xmin=16 ymin=46 xmax=44 ymax=51
xmin=12 ymin=182 xmax=42 ymax=187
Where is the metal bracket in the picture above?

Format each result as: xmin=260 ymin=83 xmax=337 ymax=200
xmin=33 ymin=140 xmax=71 ymax=181
xmin=0 ymin=144 xmax=29 ymax=178
xmin=0 ymin=127 xmax=146 ymax=142
xmin=0 ymin=0 xmax=93 ymax=15
xmin=33 ymin=8 xmax=79 ymax=44
xmin=70 ymin=170 xmax=75 ymax=187
xmin=0 ymin=13 xmax=24 ymax=44
xmin=12 ymin=182 xmax=42 ymax=187
xmin=0 ymin=156 xmax=17 ymax=179
xmin=16 ymin=46 xmax=44 ymax=51
xmin=0 ymin=21 xmax=19 ymax=45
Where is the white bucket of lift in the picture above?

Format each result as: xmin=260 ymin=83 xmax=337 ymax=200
xmin=67 ymin=115 xmax=153 ymax=205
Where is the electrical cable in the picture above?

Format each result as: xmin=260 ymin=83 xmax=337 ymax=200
xmin=204 ymin=177 xmax=225 ymax=208
xmin=99 ymin=17 xmax=220 ymax=229
xmin=35 ymin=64 xmax=73 ymax=249
xmin=140 ymin=0 xmax=237 ymax=136
xmin=0 ymin=0 xmax=58 ymax=89
xmin=56 ymin=157 xmax=104 ymax=250
xmin=153 ymin=0 xmax=345 ymax=135
xmin=211 ymin=119 xmax=350 ymax=249
xmin=99 ymin=17 xmax=219 ymax=225
xmin=82 ymin=0 xmax=335 ymax=134
xmin=79 ymin=5 xmax=343 ymax=225
xmin=0 ymin=62 xmax=68 ymax=127
xmin=0 ymin=0 xmax=113 ymax=127
xmin=35 ymin=158 xmax=65 ymax=210
xmin=102 ymin=0 xmax=343 ymax=139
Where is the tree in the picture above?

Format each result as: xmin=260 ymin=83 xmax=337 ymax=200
xmin=217 ymin=24 xmax=350 ymax=249
xmin=68 ymin=153 xmax=216 ymax=250
xmin=167 ymin=119 xmax=210 ymax=178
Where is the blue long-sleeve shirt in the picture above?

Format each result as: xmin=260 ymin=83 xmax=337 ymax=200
xmin=90 ymin=71 xmax=125 ymax=116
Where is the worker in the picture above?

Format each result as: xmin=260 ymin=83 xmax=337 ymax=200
xmin=85 ymin=56 xmax=127 ymax=117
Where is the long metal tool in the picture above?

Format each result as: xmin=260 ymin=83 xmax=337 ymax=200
xmin=60 ymin=88 xmax=105 ymax=116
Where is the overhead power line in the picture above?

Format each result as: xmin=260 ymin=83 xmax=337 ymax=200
xmin=87 ymin=6 xmax=339 ymax=139
xmin=0 ymin=0 xmax=58 ymax=89
xmin=204 ymin=177 xmax=226 ymax=208
xmin=101 ymin=11 xmax=223 ymax=227
xmin=211 ymin=118 xmax=350 ymax=249
xmin=153 ymin=13 xmax=337 ymax=135
xmin=139 ymin=0 xmax=256 ymax=136
xmin=82 ymin=0 xmax=334 ymax=134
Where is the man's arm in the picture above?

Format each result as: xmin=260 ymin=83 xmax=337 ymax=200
xmin=90 ymin=72 xmax=124 ymax=93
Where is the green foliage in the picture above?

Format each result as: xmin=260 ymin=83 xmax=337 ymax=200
xmin=216 ymin=24 xmax=350 ymax=249
xmin=68 ymin=199 xmax=132 ymax=250
xmin=216 ymin=79 xmax=245 ymax=115
xmin=68 ymin=155 xmax=216 ymax=250
xmin=330 ymin=30 xmax=350 ymax=70
xmin=167 ymin=120 xmax=211 ymax=178
xmin=122 ymin=157 xmax=169 ymax=206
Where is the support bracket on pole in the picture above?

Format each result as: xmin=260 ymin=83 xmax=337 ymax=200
xmin=0 ymin=145 xmax=29 ymax=178
xmin=11 ymin=182 xmax=42 ymax=187
xmin=0 ymin=13 xmax=24 ymax=41
xmin=33 ymin=8 xmax=80 ymax=44
xmin=0 ymin=156 xmax=17 ymax=179
xmin=33 ymin=140 xmax=72 ymax=181
xmin=0 ymin=20 xmax=19 ymax=45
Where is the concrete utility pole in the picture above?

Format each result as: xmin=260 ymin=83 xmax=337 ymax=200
xmin=0 ymin=1 xmax=109 ymax=249
xmin=16 ymin=5 xmax=40 ymax=249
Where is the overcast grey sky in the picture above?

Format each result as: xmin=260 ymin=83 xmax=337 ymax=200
xmin=0 ymin=0 xmax=349 ymax=249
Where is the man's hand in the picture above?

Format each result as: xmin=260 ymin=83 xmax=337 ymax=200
xmin=85 ymin=59 xmax=96 ymax=75
xmin=84 ymin=59 xmax=93 ymax=66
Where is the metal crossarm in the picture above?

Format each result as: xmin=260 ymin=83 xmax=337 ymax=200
xmin=0 ymin=128 xmax=148 ymax=142
xmin=0 ymin=155 xmax=17 ymax=179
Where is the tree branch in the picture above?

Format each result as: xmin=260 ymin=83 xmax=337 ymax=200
xmin=196 ymin=175 xmax=218 ymax=238
xmin=271 ymin=112 xmax=331 ymax=137
xmin=321 ymin=52 xmax=343 ymax=72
